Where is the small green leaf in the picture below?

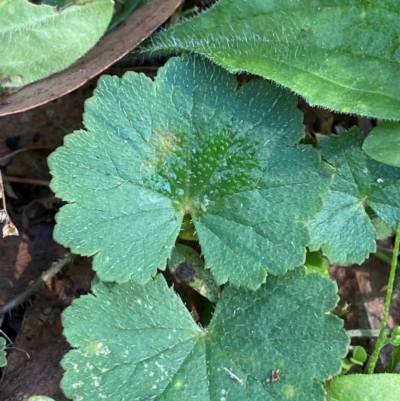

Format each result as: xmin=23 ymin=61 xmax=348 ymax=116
xmin=0 ymin=337 xmax=7 ymax=367
xmin=61 ymin=269 xmax=348 ymax=400
xmin=49 ymin=54 xmax=332 ymax=288
xmin=304 ymin=250 xmax=328 ymax=277
xmin=363 ymin=122 xmax=400 ymax=167
xmin=0 ymin=0 xmax=113 ymax=88
xmin=308 ymin=127 xmax=400 ymax=265
xmin=350 ymin=346 xmax=367 ymax=366
xmin=27 ymin=397 xmax=56 ymax=401
xmin=142 ymin=0 xmax=400 ymax=120
xmin=327 ymin=374 xmax=400 ymax=401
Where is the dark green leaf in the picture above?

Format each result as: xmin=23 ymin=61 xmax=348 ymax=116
xmin=141 ymin=0 xmax=400 ymax=120
xmin=61 ymin=270 xmax=349 ymax=400
xmin=308 ymin=128 xmax=400 ymax=265
xmin=49 ymin=55 xmax=332 ymax=288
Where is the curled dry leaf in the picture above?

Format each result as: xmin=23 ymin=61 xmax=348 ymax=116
xmin=2 ymin=221 xmax=19 ymax=237
xmin=0 ymin=170 xmax=19 ymax=237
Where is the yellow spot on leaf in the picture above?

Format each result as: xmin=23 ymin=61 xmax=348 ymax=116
xmin=175 ymin=380 xmax=183 ymax=388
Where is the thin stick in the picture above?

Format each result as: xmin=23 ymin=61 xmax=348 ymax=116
xmin=0 ymin=148 xmax=28 ymax=166
xmin=0 ymin=253 xmax=74 ymax=315
xmin=365 ymin=221 xmax=400 ymax=373
xmin=2 ymin=175 xmax=50 ymax=187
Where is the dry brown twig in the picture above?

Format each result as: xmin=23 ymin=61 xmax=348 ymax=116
xmin=0 ymin=253 xmax=75 ymax=315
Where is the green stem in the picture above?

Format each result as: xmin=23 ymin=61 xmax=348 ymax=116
xmin=375 ymin=249 xmax=400 ymax=269
xmin=365 ymin=221 xmax=400 ymax=374
xmin=385 ymin=345 xmax=400 ymax=373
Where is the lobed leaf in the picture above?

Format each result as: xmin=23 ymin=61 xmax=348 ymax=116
xmin=49 ymin=54 xmax=332 ymax=288
xmin=141 ymin=0 xmax=400 ymax=120
xmin=0 ymin=0 xmax=113 ymax=88
xmin=61 ymin=270 xmax=349 ymax=400
xmin=308 ymin=127 xmax=400 ymax=265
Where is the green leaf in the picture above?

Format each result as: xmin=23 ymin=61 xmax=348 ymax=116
xmin=350 ymin=346 xmax=367 ymax=366
xmin=0 ymin=0 xmax=113 ymax=88
xmin=363 ymin=122 xmax=400 ymax=167
xmin=61 ymin=269 xmax=348 ymax=400
xmin=0 ymin=337 xmax=7 ymax=367
xmin=106 ymin=0 xmax=145 ymax=33
xmin=304 ymin=250 xmax=328 ymax=277
xmin=326 ymin=374 xmax=400 ymax=401
xmin=27 ymin=397 xmax=56 ymax=401
xmin=308 ymin=127 xmax=400 ymax=265
xmin=141 ymin=0 xmax=400 ymax=120
xmin=49 ymin=54 xmax=332 ymax=288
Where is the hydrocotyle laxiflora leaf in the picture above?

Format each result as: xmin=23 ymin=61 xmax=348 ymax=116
xmin=48 ymin=54 xmax=332 ymax=288
xmin=0 ymin=0 xmax=113 ymax=88
xmin=61 ymin=270 xmax=349 ymax=400
xmin=308 ymin=127 xmax=400 ymax=265
xmin=140 ymin=0 xmax=400 ymax=120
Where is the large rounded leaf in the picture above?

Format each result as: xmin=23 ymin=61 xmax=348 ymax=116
xmin=61 ymin=270 xmax=349 ymax=400
xmin=49 ymin=54 xmax=332 ymax=288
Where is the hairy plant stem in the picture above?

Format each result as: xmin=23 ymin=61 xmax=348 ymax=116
xmin=365 ymin=221 xmax=400 ymax=374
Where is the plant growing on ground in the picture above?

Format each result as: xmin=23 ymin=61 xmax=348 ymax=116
xmin=11 ymin=0 xmax=400 ymax=400
xmin=43 ymin=53 xmax=400 ymax=400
